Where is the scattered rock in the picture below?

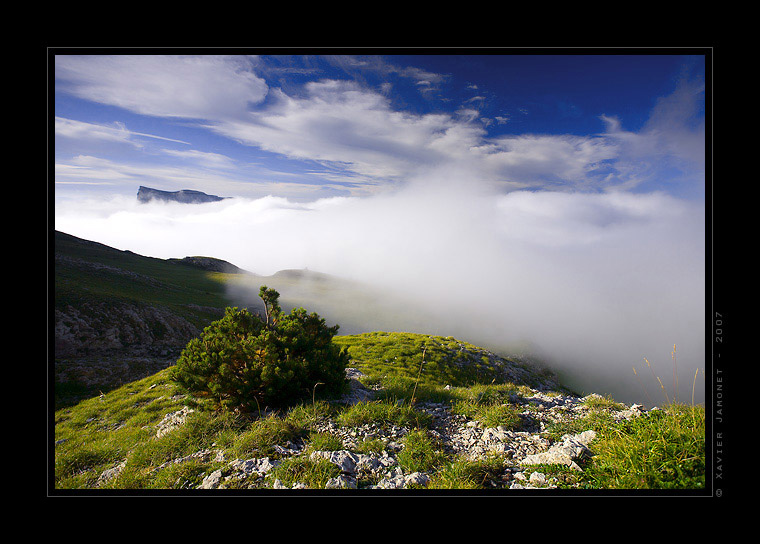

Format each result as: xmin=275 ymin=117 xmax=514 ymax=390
xmin=97 ymin=460 xmax=127 ymax=486
xmin=326 ymin=475 xmax=357 ymax=489
xmin=521 ymin=430 xmax=597 ymax=471
xmin=310 ymin=450 xmax=361 ymax=473
xmin=92 ymin=369 xmax=651 ymax=491
xmin=155 ymin=406 xmax=194 ymax=438
xmin=200 ymin=469 xmax=224 ymax=489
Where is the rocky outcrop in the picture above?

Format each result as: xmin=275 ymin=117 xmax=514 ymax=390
xmin=137 ymin=186 xmax=227 ymax=204
xmin=109 ymin=370 xmax=647 ymax=491
xmin=54 ymin=249 xmax=227 ymax=361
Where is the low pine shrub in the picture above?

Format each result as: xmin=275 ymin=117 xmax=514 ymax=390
xmin=171 ymin=286 xmax=349 ymax=412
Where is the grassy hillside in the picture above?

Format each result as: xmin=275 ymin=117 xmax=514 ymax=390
xmin=54 ymin=230 xmax=238 ymax=327
xmin=53 ymin=230 xmax=252 ymax=407
xmin=51 ymin=232 xmax=705 ymax=492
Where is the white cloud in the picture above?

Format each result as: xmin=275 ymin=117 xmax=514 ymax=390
xmin=207 ymin=69 xmax=704 ymax=197
xmin=55 ymin=117 xmax=192 ymax=148
xmin=209 ymin=80 xmax=465 ymax=181
xmin=480 ymin=134 xmax=620 ymax=190
xmin=161 ymin=149 xmax=236 ymax=168
xmin=596 ymin=76 xmax=705 ymax=193
xmin=640 ymin=76 xmax=706 ymax=168
xmin=455 ymin=107 xmax=481 ymax=123
xmin=55 ymin=55 xmax=269 ymax=120
xmin=55 ymin=117 xmax=138 ymax=146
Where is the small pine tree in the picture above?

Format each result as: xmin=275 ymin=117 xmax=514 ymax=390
xmin=171 ymin=286 xmax=349 ymax=411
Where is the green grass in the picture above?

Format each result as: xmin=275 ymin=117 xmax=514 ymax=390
xmin=580 ymin=403 xmax=706 ymax=489
xmin=268 ymin=456 xmax=341 ymax=489
xmin=428 ymin=456 xmax=511 ymax=489
xmin=461 ymin=403 xmax=522 ymax=429
xmin=335 ymin=400 xmax=431 ymax=429
xmin=448 ymin=382 xmax=525 ymax=430
xmin=305 ymin=431 xmax=345 ymax=452
xmin=54 ymin=368 xmax=187 ymax=488
xmin=544 ymin=398 xmax=705 ymax=489
xmin=582 ymin=394 xmax=626 ymax=412
xmin=398 ymin=430 xmax=447 ymax=474
xmin=228 ymin=414 xmax=302 ymax=459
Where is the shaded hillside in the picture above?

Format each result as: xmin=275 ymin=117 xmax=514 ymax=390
xmin=54 ymin=230 xmax=245 ymax=358
xmin=53 ymin=231 xmax=252 ymax=406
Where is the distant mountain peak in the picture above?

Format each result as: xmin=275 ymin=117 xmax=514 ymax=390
xmin=137 ymin=186 xmax=227 ymax=204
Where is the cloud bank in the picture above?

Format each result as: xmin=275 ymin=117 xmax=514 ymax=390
xmin=55 ymin=180 xmax=705 ymax=406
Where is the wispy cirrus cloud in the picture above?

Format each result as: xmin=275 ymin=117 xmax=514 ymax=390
xmin=55 ymin=117 xmax=191 ymax=147
xmin=160 ymin=148 xmax=236 ymax=168
xmin=606 ymin=75 xmax=705 ymax=166
xmin=322 ymin=55 xmax=449 ymax=93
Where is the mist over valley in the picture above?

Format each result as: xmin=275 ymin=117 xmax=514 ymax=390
xmin=55 ymin=179 xmax=706 ymax=406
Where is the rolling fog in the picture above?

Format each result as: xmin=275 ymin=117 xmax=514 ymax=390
xmin=55 ymin=180 xmax=706 ymax=406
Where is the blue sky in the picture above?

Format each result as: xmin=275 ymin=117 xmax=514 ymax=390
xmin=53 ymin=52 xmax=706 ymax=203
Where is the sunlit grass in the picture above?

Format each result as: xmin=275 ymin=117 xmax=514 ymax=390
xmin=335 ymin=400 xmax=431 ymax=429
xmin=428 ymin=456 xmax=511 ymax=489
xmin=581 ymin=403 xmax=705 ymax=489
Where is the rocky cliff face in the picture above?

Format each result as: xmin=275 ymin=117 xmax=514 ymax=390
xmin=54 ymin=301 xmax=209 ymax=359
xmin=137 ymin=186 xmax=227 ymax=204
xmin=54 ymin=300 xmax=224 ymax=396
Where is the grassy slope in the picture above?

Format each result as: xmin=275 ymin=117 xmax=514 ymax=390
xmin=54 ymin=230 xmax=238 ymax=327
xmin=333 ymin=331 xmax=562 ymax=392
